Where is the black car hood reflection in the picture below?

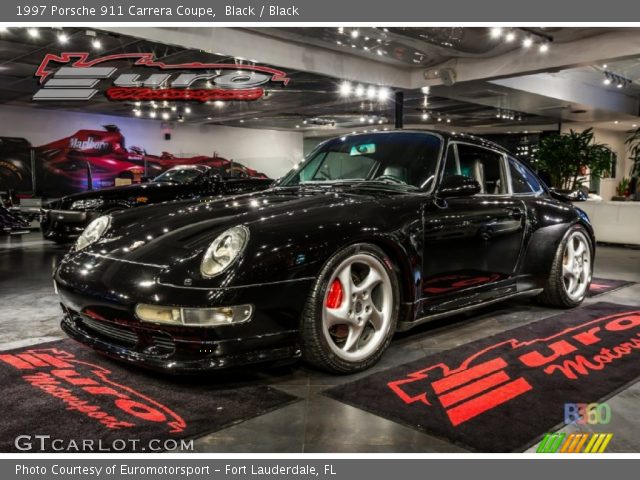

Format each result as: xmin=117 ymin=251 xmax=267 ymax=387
xmin=87 ymin=185 xmax=396 ymax=269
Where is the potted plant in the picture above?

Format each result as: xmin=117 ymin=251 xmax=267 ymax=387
xmin=612 ymin=177 xmax=630 ymax=201
xmin=625 ymin=127 xmax=640 ymax=200
xmin=536 ymin=128 xmax=612 ymax=191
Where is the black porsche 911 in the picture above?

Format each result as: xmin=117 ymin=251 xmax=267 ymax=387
xmin=40 ymin=164 xmax=272 ymax=243
xmin=54 ymin=131 xmax=595 ymax=374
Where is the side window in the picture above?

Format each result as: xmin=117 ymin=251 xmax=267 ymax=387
xmin=455 ymin=144 xmax=508 ymax=195
xmin=509 ymin=157 xmax=542 ymax=194
xmin=442 ymin=144 xmax=460 ymax=179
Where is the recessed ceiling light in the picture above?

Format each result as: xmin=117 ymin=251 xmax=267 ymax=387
xmin=239 ymin=119 xmax=245 ymax=123
xmin=505 ymin=31 xmax=516 ymax=42
xmin=27 ymin=28 xmax=39 ymax=38
xmin=0 ymin=27 xmax=8 ymax=33
xmin=339 ymin=81 xmax=352 ymax=96
xmin=161 ymin=112 xmax=170 ymax=120
xmin=633 ymin=124 xmax=638 ymax=128
xmin=91 ymin=39 xmax=102 ymax=50
xmin=184 ymin=106 xmax=191 ymax=114
xmin=539 ymin=43 xmax=549 ymax=53
xmin=614 ymin=120 xmax=620 ymax=124
xmin=522 ymin=38 xmax=533 ymax=48
xmin=490 ymin=27 xmax=503 ymax=39
xmin=149 ymin=111 xmax=157 ymax=118
xmin=57 ymin=32 xmax=69 ymax=44
xmin=351 ymin=29 xmax=359 ymax=39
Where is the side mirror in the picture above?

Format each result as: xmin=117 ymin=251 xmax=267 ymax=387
xmin=438 ymin=175 xmax=481 ymax=198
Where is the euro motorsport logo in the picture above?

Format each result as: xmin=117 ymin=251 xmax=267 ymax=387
xmin=32 ymin=52 xmax=289 ymax=102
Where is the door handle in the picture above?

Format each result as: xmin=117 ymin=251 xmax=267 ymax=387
xmin=510 ymin=208 xmax=524 ymax=219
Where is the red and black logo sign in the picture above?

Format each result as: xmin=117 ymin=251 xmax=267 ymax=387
xmin=33 ymin=52 xmax=289 ymax=102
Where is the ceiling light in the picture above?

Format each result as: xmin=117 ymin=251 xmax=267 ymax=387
xmin=377 ymin=87 xmax=390 ymax=101
xmin=505 ymin=31 xmax=516 ymax=42
xmin=351 ymin=29 xmax=359 ymax=39
xmin=603 ymin=64 xmax=608 ymax=69
xmin=161 ymin=112 xmax=170 ymax=120
xmin=490 ymin=27 xmax=503 ymax=39
xmin=421 ymin=86 xmax=431 ymax=94
xmin=359 ymin=116 xmax=366 ymax=123
xmin=295 ymin=125 xmax=300 ymax=128
xmin=539 ymin=43 xmax=549 ymax=53
xmin=446 ymin=118 xmax=451 ymax=123
xmin=633 ymin=124 xmax=638 ymax=128
xmin=133 ymin=109 xmax=141 ymax=117
xmin=377 ymin=49 xmax=384 ymax=56
xmin=27 ymin=28 xmax=39 ymax=38
xmin=422 ymin=113 xmax=429 ymax=120
xmin=378 ymin=119 xmax=384 ymax=124
xmin=614 ymin=120 xmax=620 ymax=124
xmin=339 ymin=81 xmax=352 ymax=96
xmin=171 ymin=106 xmax=177 ymax=112
xmin=91 ymin=39 xmax=102 ymax=50
xmin=184 ymin=106 xmax=191 ymax=114
xmin=522 ymin=38 xmax=533 ymax=48
xmin=0 ymin=27 xmax=8 ymax=33
xmin=437 ymin=117 xmax=443 ymax=122
xmin=366 ymin=85 xmax=376 ymax=99
xmin=214 ymin=100 xmax=225 ymax=107
xmin=206 ymin=117 xmax=212 ymax=120
xmin=368 ymin=118 xmax=375 ymax=124
xmin=355 ymin=84 xmax=365 ymax=97
xmin=338 ymin=27 xmax=344 ymax=34
xmin=57 ymin=32 xmax=69 ymax=44
xmin=603 ymin=78 xmax=612 ymax=85
xmin=149 ymin=111 xmax=157 ymax=119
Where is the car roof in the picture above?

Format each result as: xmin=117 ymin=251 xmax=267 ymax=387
xmin=339 ymin=129 xmax=511 ymax=156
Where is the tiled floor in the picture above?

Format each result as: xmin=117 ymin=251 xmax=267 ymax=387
xmin=1 ymin=232 xmax=639 ymax=452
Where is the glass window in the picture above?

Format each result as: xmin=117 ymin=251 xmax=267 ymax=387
xmin=450 ymin=144 xmax=507 ymax=195
xmin=509 ymin=157 xmax=542 ymax=194
xmin=281 ymin=133 xmax=442 ymax=190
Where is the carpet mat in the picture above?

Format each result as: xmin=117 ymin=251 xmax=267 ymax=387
xmin=325 ymin=302 xmax=640 ymax=452
xmin=0 ymin=339 xmax=298 ymax=452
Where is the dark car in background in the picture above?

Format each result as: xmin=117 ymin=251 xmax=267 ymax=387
xmin=54 ymin=131 xmax=595 ymax=374
xmin=41 ymin=164 xmax=272 ymax=243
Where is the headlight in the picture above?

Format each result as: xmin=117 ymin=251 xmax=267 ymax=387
xmin=200 ymin=226 xmax=249 ymax=277
xmin=75 ymin=215 xmax=110 ymax=251
xmin=70 ymin=198 xmax=104 ymax=210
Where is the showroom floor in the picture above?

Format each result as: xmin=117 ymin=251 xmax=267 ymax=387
xmin=1 ymin=233 xmax=639 ymax=453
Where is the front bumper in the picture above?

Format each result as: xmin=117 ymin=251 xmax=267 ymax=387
xmin=54 ymin=254 xmax=313 ymax=372
xmin=41 ymin=209 xmax=91 ymax=242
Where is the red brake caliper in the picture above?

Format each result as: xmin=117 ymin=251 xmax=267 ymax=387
xmin=326 ymin=278 xmax=344 ymax=309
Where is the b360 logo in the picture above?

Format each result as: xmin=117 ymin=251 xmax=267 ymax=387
xmin=564 ymin=402 xmax=611 ymax=425
xmin=33 ymin=52 xmax=289 ymax=102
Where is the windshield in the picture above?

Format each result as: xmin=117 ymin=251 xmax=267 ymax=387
xmin=153 ymin=167 xmax=206 ymax=184
xmin=280 ymin=132 xmax=442 ymax=190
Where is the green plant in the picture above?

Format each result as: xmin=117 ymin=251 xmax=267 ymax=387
xmin=625 ymin=127 xmax=640 ymax=176
xmin=616 ymin=177 xmax=630 ymax=197
xmin=536 ymin=128 xmax=613 ymax=190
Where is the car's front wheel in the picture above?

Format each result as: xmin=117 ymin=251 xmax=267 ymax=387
xmin=537 ymin=225 xmax=593 ymax=308
xmin=301 ymin=243 xmax=399 ymax=374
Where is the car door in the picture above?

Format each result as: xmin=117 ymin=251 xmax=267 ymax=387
xmin=420 ymin=142 xmax=527 ymax=315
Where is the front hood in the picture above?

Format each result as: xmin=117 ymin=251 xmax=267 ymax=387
xmin=83 ymin=188 xmax=379 ymax=267
xmin=60 ymin=182 xmax=180 ymax=206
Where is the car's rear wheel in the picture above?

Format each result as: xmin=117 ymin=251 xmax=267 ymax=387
xmin=301 ymin=243 xmax=399 ymax=373
xmin=537 ymin=225 xmax=593 ymax=308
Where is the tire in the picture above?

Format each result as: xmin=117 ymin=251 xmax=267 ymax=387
xmin=301 ymin=243 xmax=400 ymax=374
xmin=536 ymin=224 xmax=593 ymax=308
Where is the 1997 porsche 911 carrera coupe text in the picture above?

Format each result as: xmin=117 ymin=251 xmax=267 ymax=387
xmin=54 ymin=131 xmax=595 ymax=373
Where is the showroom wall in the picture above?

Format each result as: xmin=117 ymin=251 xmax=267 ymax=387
xmin=0 ymin=105 xmax=303 ymax=179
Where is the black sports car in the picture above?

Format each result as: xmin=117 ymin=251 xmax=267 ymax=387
xmin=41 ymin=164 xmax=273 ymax=243
xmin=54 ymin=131 xmax=595 ymax=374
